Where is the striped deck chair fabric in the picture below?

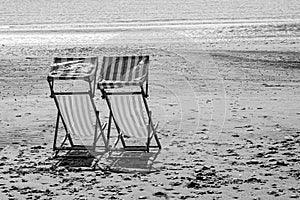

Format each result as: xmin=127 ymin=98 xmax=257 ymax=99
xmin=48 ymin=57 xmax=99 ymax=97
xmin=56 ymin=94 xmax=96 ymax=138
xmin=98 ymin=55 xmax=149 ymax=89
xmin=50 ymin=57 xmax=98 ymax=80
xmin=107 ymin=94 xmax=161 ymax=151
xmin=53 ymin=93 xmax=107 ymax=153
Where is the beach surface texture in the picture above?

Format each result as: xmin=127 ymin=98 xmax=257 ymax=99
xmin=0 ymin=0 xmax=300 ymax=199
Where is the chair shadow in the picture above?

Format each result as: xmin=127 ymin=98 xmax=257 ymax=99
xmin=98 ymin=149 xmax=161 ymax=174
xmin=51 ymin=148 xmax=161 ymax=174
xmin=52 ymin=149 xmax=107 ymax=170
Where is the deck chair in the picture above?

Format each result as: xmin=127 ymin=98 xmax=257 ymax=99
xmin=98 ymin=55 xmax=161 ymax=152
xmin=47 ymin=57 xmax=108 ymax=157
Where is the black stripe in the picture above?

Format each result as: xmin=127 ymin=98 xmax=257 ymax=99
xmin=105 ymin=57 xmax=113 ymax=80
xmin=112 ymin=57 xmax=120 ymax=80
xmin=120 ymin=56 xmax=128 ymax=80
xmin=128 ymin=56 xmax=136 ymax=81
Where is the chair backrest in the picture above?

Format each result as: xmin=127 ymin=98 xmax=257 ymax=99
xmin=50 ymin=57 xmax=99 ymax=96
xmin=51 ymin=57 xmax=98 ymax=72
xmin=55 ymin=94 xmax=96 ymax=138
xmin=100 ymin=55 xmax=149 ymax=82
xmin=108 ymin=95 xmax=149 ymax=138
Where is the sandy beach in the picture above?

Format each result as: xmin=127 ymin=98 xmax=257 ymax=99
xmin=0 ymin=27 xmax=299 ymax=199
xmin=0 ymin=1 xmax=300 ymax=198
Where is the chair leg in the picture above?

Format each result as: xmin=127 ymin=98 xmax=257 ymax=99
xmin=53 ymin=113 xmax=60 ymax=151
xmin=95 ymin=123 xmax=108 ymax=149
xmin=93 ymin=112 xmax=99 ymax=151
xmin=60 ymin=134 xmax=69 ymax=149
xmin=113 ymin=135 xmax=120 ymax=148
xmin=67 ymin=133 xmax=74 ymax=147
xmin=154 ymin=133 xmax=162 ymax=149
xmin=107 ymin=111 xmax=112 ymax=145
xmin=146 ymin=137 xmax=151 ymax=152
xmin=120 ymin=134 xmax=126 ymax=148
xmin=113 ymin=133 xmax=126 ymax=149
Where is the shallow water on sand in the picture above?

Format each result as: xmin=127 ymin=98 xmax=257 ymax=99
xmin=0 ymin=0 xmax=300 ymax=47
xmin=1 ymin=0 xmax=300 ymax=27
